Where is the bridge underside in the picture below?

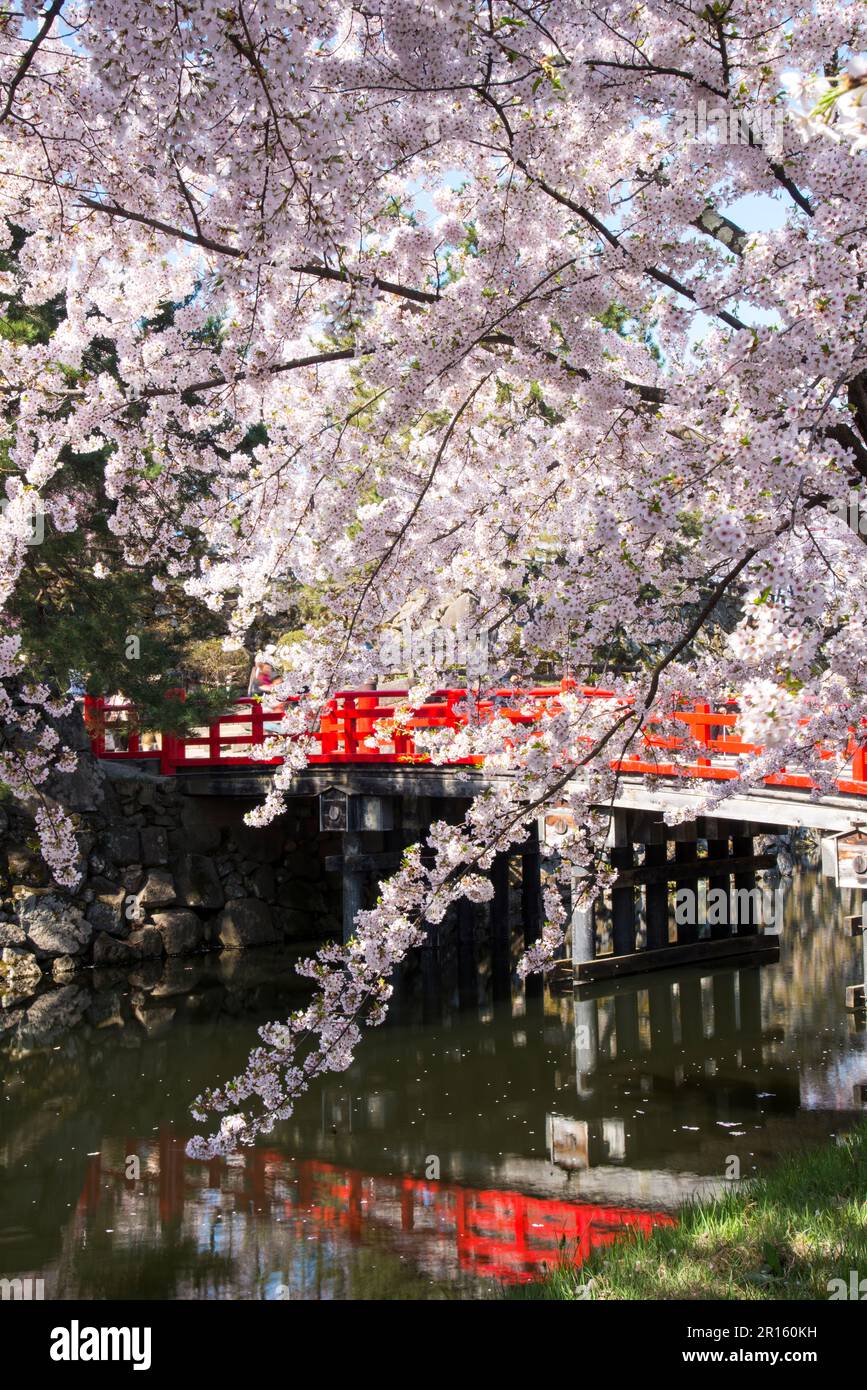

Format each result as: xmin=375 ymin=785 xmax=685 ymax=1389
xmin=171 ymin=762 xmax=867 ymax=836
xmin=600 ymin=779 xmax=867 ymax=835
xmin=174 ymin=763 xmax=500 ymax=801
xmin=98 ymin=760 xmax=866 ymax=1002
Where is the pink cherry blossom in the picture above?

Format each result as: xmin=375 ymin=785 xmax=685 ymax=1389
xmin=1 ymin=1 xmax=867 ymax=1147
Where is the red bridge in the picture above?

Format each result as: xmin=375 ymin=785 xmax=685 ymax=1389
xmin=77 ymin=1132 xmax=675 ymax=1288
xmin=84 ymin=686 xmax=867 ymax=797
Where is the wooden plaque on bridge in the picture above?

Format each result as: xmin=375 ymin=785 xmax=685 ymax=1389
xmin=822 ymin=830 xmax=867 ymax=888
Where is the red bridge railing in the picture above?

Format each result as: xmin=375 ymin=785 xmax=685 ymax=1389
xmin=83 ymin=687 xmax=867 ymax=795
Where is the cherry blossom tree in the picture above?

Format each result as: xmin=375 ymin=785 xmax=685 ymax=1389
xmin=2 ymin=0 xmax=867 ymax=1151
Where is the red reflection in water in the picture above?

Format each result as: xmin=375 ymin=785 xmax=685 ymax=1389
xmin=79 ymin=1132 xmax=675 ymax=1286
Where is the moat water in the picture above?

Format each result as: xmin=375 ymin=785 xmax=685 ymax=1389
xmin=1 ymin=870 xmax=865 ymax=1299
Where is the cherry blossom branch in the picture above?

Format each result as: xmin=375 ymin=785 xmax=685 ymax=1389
xmin=0 ymin=0 xmax=65 ymax=125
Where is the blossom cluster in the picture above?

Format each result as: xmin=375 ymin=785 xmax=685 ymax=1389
xmin=1 ymin=0 xmax=867 ymax=1141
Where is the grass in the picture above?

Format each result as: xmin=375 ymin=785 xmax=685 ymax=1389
xmin=507 ymin=1121 xmax=867 ymax=1300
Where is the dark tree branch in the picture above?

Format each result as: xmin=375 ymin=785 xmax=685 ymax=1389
xmin=75 ymin=194 xmax=439 ymax=303
xmin=0 ymin=0 xmax=65 ymax=125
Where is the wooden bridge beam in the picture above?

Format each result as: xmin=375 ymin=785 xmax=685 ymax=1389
xmin=559 ymin=813 xmax=783 ymax=983
xmin=613 ymin=851 xmax=775 ymax=887
xmin=574 ymin=932 xmax=780 ymax=982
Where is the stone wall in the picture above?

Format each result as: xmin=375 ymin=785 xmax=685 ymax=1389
xmin=0 ymin=763 xmax=341 ymax=1001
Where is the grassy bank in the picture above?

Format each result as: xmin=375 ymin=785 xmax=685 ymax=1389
xmin=508 ymin=1122 xmax=867 ymax=1300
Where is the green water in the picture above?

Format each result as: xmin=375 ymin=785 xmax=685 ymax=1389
xmin=1 ymin=870 xmax=865 ymax=1299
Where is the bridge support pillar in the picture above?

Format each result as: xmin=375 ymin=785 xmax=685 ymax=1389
xmin=400 ymin=794 xmax=434 ymax=834
xmin=674 ymin=839 xmax=698 ymax=944
xmin=570 ymin=871 xmax=595 ymax=965
xmin=738 ymin=967 xmax=763 ymax=1069
xmin=610 ymin=813 xmax=636 ymax=955
xmin=342 ymin=831 xmax=366 ymax=944
xmin=713 ymin=971 xmax=738 ymax=1054
xmin=419 ymin=914 xmax=441 ymax=1021
xmin=649 ymin=980 xmax=674 ymax=1054
xmin=706 ymin=838 xmax=731 ymax=940
xmin=732 ymin=834 xmax=757 ymax=935
xmin=521 ymin=822 xmax=544 ymax=996
xmin=575 ymin=997 xmax=598 ymax=1097
xmin=491 ymin=851 xmax=511 ymax=997
xmin=643 ymin=843 xmax=669 ymax=950
xmin=571 ymin=813 xmax=780 ymax=984
xmin=846 ymin=903 xmax=867 ymax=1010
xmin=340 ymin=834 xmax=364 ymax=945
xmin=457 ymin=897 xmax=477 ymax=1009
xmin=521 ymin=822 xmax=543 ymax=947
xmin=615 ymin=991 xmax=641 ymax=1057
xmin=678 ymin=977 xmax=703 ymax=1055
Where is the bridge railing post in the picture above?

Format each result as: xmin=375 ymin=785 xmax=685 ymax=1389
xmin=852 ymin=730 xmax=867 ymax=784
xmin=250 ymin=697 xmax=264 ymax=749
xmin=126 ymin=713 xmax=141 ymax=755
xmin=158 ymin=688 xmax=186 ymax=775
xmin=356 ymin=693 xmax=378 ymax=748
xmin=393 ymin=712 xmax=414 ymax=757
xmin=159 ymin=729 xmax=177 ymax=776
xmin=692 ymin=701 xmax=713 ymax=765
xmin=342 ymin=696 xmax=357 ymax=759
xmin=84 ymin=694 xmax=105 ymax=756
xmin=319 ymin=699 xmax=339 ymax=759
xmin=208 ymin=711 xmax=223 ymax=762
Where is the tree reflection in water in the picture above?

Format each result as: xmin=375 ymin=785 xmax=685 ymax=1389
xmin=0 ymin=869 xmax=864 ymax=1299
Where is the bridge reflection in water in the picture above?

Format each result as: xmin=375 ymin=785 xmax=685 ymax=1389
xmin=3 ymin=869 xmax=863 ymax=1299
xmin=77 ymin=1138 xmax=673 ymax=1291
